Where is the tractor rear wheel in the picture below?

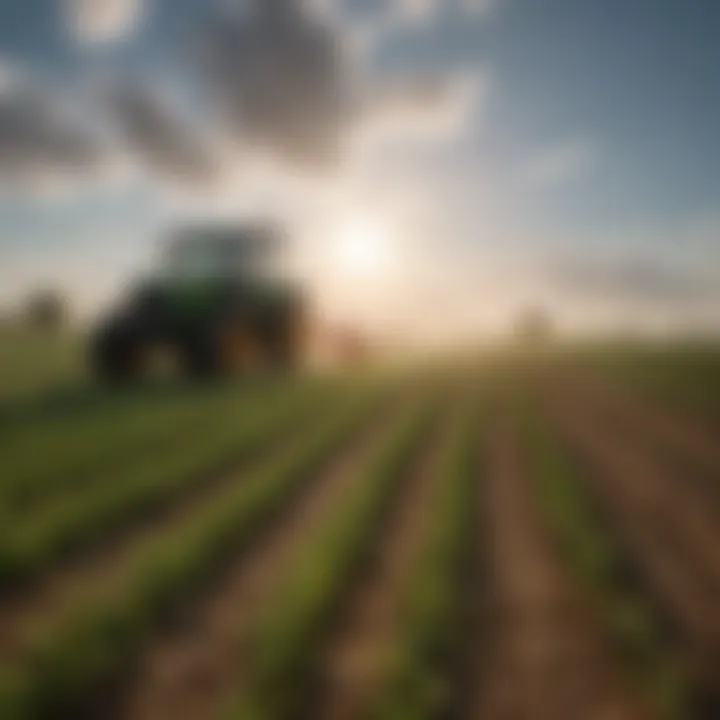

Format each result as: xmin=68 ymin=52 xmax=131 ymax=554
xmin=92 ymin=325 xmax=145 ymax=382
xmin=184 ymin=322 xmax=264 ymax=378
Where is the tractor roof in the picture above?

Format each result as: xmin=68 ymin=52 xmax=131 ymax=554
xmin=168 ymin=224 xmax=285 ymax=254
xmin=162 ymin=223 xmax=287 ymax=278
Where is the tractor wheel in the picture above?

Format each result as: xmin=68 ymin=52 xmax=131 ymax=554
xmin=184 ymin=323 xmax=262 ymax=378
xmin=92 ymin=325 xmax=144 ymax=382
xmin=269 ymin=314 xmax=306 ymax=371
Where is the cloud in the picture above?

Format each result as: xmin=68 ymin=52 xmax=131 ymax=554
xmin=107 ymin=84 xmax=221 ymax=185
xmin=548 ymin=256 xmax=720 ymax=305
xmin=0 ymin=80 xmax=103 ymax=188
xmin=192 ymin=0 xmax=493 ymax=172
xmin=354 ymin=71 xmax=488 ymax=154
xmin=0 ymin=71 xmax=221 ymax=192
xmin=383 ymin=0 xmax=499 ymax=26
xmin=301 ymin=0 xmax=342 ymax=21
xmin=1 ymin=0 xmax=491 ymax=195
xmin=362 ymin=0 xmax=499 ymax=39
xmin=396 ymin=0 xmax=439 ymax=23
xmin=201 ymin=0 xmax=350 ymax=168
xmin=66 ymin=0 xmax=144 ymax=44
xmin=522 ymin=138 xmax=598 ymax=190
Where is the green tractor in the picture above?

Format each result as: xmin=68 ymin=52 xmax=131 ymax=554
xmin=91 ymin=224 xmax=307 ymax=380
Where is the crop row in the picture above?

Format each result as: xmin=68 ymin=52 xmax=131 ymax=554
xmin=367 ymin=397 xmax=479 ymax=720
xmin=517 ymin=398 xmax=686 ymax=719
xmin=227 ymin=393 xmax=440 ymax=720
xmin=1 ymin=372 xmax=238 ymax=449
xmin=0 ymin=385 xmax=397 ymax=719
xmin=0 ymin=379 xmax=299 ymax=512
xmin=0 ymin=379 xmax=360 ymax=588
xmin=561 ymin=343 xmax=720 ymax=423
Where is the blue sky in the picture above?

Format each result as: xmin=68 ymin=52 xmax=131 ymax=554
xmin=0 ymin=0 xmax=719 ymax=335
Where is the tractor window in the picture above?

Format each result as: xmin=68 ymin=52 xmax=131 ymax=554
xmin=164 ymin=241 xmax=265 ymax=278
xmin=165 ymin=243 xmax=221 ymax=278
xmin=163 ymin=227 xmax=285 ymax=280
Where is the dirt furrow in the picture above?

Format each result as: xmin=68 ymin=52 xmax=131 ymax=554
xmin=547 ymin=387 xmax=720 ymax=614
xmin=545 ymin=388 xmax=720 ymax=695
xmin=555 ymin=374 xmax=720 ymax=477
xmin=309 ymin=410 xmax=457 ymax=720
xmin=113 ymin=401 xmax=415 ymax=720
xmin=472 ymin=415 xmax=645 ymax=720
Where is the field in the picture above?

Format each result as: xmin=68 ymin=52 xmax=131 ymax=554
xmin=1 ymin=331 xmax=720 ymax=719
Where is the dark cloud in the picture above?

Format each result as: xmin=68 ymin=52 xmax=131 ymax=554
xmin=0 ymin=71 xmax=221 ymax=191
xmin=550 ymin=257 xmax=720 ymax=304
xmin=0 ymin=82 xmax=102 ymax=186
xmin=108 ymin=84 xmax=220 ymax=184
xmin=0 ymin=0 xmax=479 ymax=191
xmin=202 ymin=0 xmax=349 ymax=167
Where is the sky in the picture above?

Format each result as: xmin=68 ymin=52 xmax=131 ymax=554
xmin=0 ymin=0 xmax=719 ymax=338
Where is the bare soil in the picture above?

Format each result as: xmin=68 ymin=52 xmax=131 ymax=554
xmin=544 ymin=382 xmax=720 ymax=697
xmin=553 ymin=373 xmax=720 ymax=476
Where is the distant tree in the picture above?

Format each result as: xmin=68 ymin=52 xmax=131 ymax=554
xmin=515 ymin=306 xmax=554 ymax=344
xmin=25 ymin=290 xmax=68 ymax=331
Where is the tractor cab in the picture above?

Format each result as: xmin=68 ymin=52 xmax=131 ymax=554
xmin=162 ymin=225 xmax=286 ymax=282
xmin=92 ymin=223 xmax=306 ymax=380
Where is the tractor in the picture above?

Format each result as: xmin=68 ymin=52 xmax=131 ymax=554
xmin=91 ymin=224 xmax=307 ymax=380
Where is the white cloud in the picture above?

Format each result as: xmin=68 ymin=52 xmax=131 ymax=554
xmin=66 ymin=0 xmax=144 ymax=44
xmin=302 ymin=0 xmax=340 ymax=20
xmin=396 ymin=0 xmax=439 ymax=24
xmin=389 ymin=0 xmax=499 ymax=28
xmin=333 ymin=0 xmax=500 ymax=60
xmin=390 ymin=0 xmax=496 ymax=25
xmin=353 ymin=71 xmax=490 ymax=158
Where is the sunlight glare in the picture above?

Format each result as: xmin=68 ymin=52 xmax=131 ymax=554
xmin=336 ymin=219 xmax=395 ymax=281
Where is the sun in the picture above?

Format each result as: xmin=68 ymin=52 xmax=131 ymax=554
xmin=336 ymin=219 xmax=395 ymax=280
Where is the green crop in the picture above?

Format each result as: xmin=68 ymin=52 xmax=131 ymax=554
xmin=227 ymin=395 xmax=439 ymax=720
xmin=0 ymin=380 xmax=336 ymax=587
xmin=369 ymin=396 xmax=479 ymax=720
xmin=0 ymin=380 xmax=304 ymax=513
xmin=0 ymin=385 xmax=389 ymax=720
